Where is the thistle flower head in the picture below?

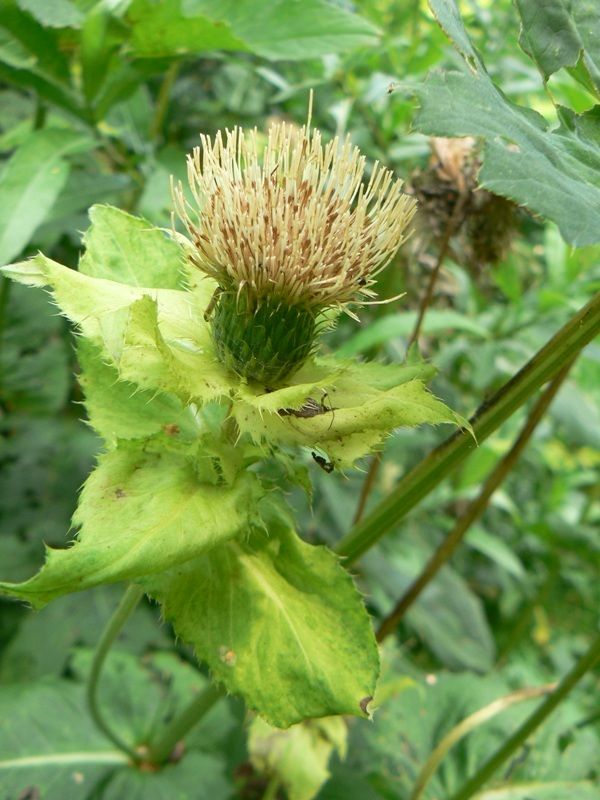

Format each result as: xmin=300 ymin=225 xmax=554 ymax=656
xmin=173 ymin=121 xmax=417 ymax=385
xmin=174 ymin=122 xmax=416 ymax=308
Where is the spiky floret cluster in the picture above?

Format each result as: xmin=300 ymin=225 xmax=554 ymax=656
xmin=173 ymin=122 xmax=416 ymax=309
xmin=173 ymin=121 xmax=417 ymax=384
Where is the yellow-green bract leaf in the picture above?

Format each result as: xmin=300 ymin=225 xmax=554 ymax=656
xmin=143 ymin=506 xmax=379 ymax=727
xmin=79 ymin=205 xmax=186 ymax=289
xmin=1 ymin=254 xmax=237 ymax=404
xmin=234 ymin=360 xmax=464 ymax=468
xmin=248 ymin=716 xmax=347 ymax=800
xmin=0 ymin=446 xmax=262 ymax=609
xmin=77 ymin=340 xmax=201 ymax=445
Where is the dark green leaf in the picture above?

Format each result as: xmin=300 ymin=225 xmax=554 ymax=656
xmin=0 ymin=283 xmax=70 ymax=412
xmin=0 ymin=681 xmax=128 ymax=799
xmin=0 ymin=129 xmax=93 ymax=264
xmin=0 ymin=587 xmax=167 ymax=681
xmin=412 ymin=0 xmax=600 ymax=245
xmin=516 ymin=0 xmax=600 ymax=94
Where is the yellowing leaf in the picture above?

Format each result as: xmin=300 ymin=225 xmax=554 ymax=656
xmin=234 ymin=360 xmax=464 ymax=468
xmin=143 ymin=502 xmax=379 ymax=727
xmin=0 ymin=445 xmax=262 ymax=608
xmin=249 ymin=715 xmax=347 ymax=800
xmin=79 ymin=204 xmax=186 ymax=289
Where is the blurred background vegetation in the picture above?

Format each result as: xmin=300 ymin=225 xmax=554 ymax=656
xmin=0 ymin=0 xmax=598 ymax=798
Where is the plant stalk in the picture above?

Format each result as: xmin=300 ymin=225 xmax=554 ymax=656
xmin=353 ymin=453 xmax=382 ymax=524
xmin=406 ymin=188 xmax=468 ymax=351
xmin=336 ymin=292 xmax=600 ymax=563
xmin=353 ymin=185 xmax=468 ymax=524
xmin=147 ymin=682 xmax=224 ymax=765
xmin=411 ymin=683 xmax=556 ymax=800
xmin=87 ymin=583 xmax=145 ymax=762
xmin=449 ymin=630 xmax=600 ymax=800
xmin=150 ymin=61 xmax=180 ymax=143
xmin=376 ymin=359 xmax=573 ymax=641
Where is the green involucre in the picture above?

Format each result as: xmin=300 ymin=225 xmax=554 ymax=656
xmin=211 ymin=287 xmax=316 ymax=386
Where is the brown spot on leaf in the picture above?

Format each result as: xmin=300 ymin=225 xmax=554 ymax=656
xmin=115 ymin=488 xmax=126 ymax=499
xmin=359 ymin=696 xmax=373 ymax=715
xmin=219 ymin=646 xmax=237 ymax=666
xmin=163 ymin=423 xmax=180 ymax=436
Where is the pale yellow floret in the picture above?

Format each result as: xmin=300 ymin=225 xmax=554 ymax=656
xmin=173 ymin=122 xmax=417 ymax=309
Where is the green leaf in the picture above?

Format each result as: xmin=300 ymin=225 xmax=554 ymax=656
xmin=412 ymin=0 xmax=600 ymax=246
xmin=77 ymin=340 xmax=200 ymax=445
xmin=0 ymin=129 xmax=92 ymax=264
xmin=144 ymin=503 xmax=379 ymax=727
xmin=0 ymin=26 xmax=36 ymax=68
xmin=235 ymin=359 xmax=465 ymax=469
xmin=2 ymin=249 xmax=240 ymax=405
xmin=79 ymin=205 xmax=186 ymax=289
xmin=126 ymin=0 xmax=249 ymax=58
xmin=0 ymin=652 xmax=234 ymax=799
xmin=407 ymin=566 xmax=496 ymax=672
xmin=185 ymin=0 xmax=380 ymax=60
xmin=0 ymin=0 xmax=72 ymax=82
xmin=0 ymin=681 xmax=128 ymax=799
xmin=515 ymin=0 xmax=600 ymax=94
xmin=0 ymin=445 xmax=262 ymax=608
xmin=365 ymin=546 xmax=496 ymax=672
xmin=101 ymin=752 xmax=232 ymax=799
xmin=465 ymin=526 xmax=526 ymax=580
xmin=0 ymin=586 xmax=168 ymax=681
xmin=80 ymin=4 xmax=114 ymax=104
xmin=1 ymin=253 xmax=232 ymax=404
xmin=16 ymin=0 xmax=83 ymax=29
xmin=248 ymin=716 xmax=347 ymax=800
xmin=337 ymin=309 xmax=490 ymax=357
xmin=0 ymin=415 xmax=98 ymax=559
xmin=342 ymin=670 xmax=600 ymax=798
xmin=0 ymin=283 xmax=70 ymax=413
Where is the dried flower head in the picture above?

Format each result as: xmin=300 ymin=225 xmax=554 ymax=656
xmin=173 ymin=121 xmax=417 ymax=385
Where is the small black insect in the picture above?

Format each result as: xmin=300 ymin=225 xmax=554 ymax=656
xmin=311 ymin=451 xmax=334 ymax=473
xmin=278 ymin=392 xmax=336 ymax=429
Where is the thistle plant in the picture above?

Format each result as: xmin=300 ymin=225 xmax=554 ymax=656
xmin=173 ymin=121 xmax=416 ymax=384
xmin=0 ymin=122 xmax=465 ymax=757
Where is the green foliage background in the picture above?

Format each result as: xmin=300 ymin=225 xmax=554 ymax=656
xmin=0 ymin=0 xmax=599 ymax=798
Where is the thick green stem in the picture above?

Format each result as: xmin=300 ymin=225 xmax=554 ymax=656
xmin=376 ymin=359 xmax=573 ymax=641
xmin=147 ymin=682 xmax=224 ymax=765
xmin=336 ymin=292 xmax=600 ymax=563
xmin=150 ymin=61 xmax=181 ymax=143
xmin=449 ymin=631 xmax=600 ymax=800
xmin=87 ymin=584 xmax=145 ymax=762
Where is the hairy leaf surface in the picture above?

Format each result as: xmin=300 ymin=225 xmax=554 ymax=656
xmin=0 ymin=446 xmax=261 ymax=607
xmin=79 ymin=205 xmax=186 ymax=289
xmin=235 ymin=360 xmax=464 ymax=468
xmin=144 ymin=505 xmax=379 ymax=727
